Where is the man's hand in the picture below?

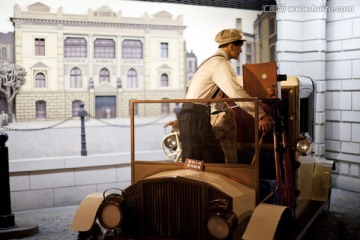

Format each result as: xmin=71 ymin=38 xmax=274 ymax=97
xmin=164 ymin=120 xmax=179 ymax=131
xmin=259 ymin=114 xmax=274 ymax=133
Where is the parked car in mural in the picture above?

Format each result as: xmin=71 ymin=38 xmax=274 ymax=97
xmin=71 ymin=62 xmax=333 ymax=240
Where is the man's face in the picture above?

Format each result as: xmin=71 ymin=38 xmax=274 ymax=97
xmin=230 ymin=42 xmax=243 ymax=60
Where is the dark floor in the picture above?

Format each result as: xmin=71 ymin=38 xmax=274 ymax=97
xmin=302 ymin=188 xmax=360 ymax=240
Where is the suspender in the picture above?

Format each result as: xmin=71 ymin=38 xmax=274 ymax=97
xmin=211 ymin=87 xmax=222 ymax=99
xmin=197 ymin=53 xmax=224 ymax=69
xmin=189 ymin=53 xmax=225 ymax=98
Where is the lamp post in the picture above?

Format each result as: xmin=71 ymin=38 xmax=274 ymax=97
xmin=0 ymin=132 xmax=15 ymax=229
xmin=78 ymin=102 xmax=88 ymax=156
xmin=0 ymin=133 xmax=39 ymax=238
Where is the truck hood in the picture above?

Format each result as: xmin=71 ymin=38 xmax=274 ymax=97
xmin=147 ymin=169 xmax=255 ymax=216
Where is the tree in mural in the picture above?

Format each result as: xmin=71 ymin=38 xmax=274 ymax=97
xmin=0 ymin=62 xmax=26 ymax=123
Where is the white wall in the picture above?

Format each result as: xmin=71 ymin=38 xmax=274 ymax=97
xmin=10 ymin=154 xmax=131 ymax=211
xmin=325 ymin=0 xmax=360 ymax=192
xmin=277 ymin=0 xmax=360 ymax=192
xmin=277 ymin=0 xmax=327 ymax=157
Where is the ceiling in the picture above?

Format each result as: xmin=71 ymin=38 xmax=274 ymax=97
xmin=135 ymin=0 xmax=277 ymax=11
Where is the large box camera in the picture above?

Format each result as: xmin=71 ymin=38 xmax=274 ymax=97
xmin=242 ymin=61 xmax=286 ymax=100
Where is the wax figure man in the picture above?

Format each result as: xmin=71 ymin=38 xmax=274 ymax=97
xmin=165 ymin=28 xmax=274 ymax=163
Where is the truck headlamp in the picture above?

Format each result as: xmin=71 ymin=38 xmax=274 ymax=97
xmin=98 ymin=189 xmax=125 ymax=230
xmin=161 ymin=131 xmax=182 ymax=162
xmin=296 ymin=132 xmax=312 ymax=154
xmin=206 ymin=199 xmax=238 ymax=239
xmin=207 ymin=212 xmax=237 ymax=239
xmin=163 ymin=133 xmax=178 ymax=150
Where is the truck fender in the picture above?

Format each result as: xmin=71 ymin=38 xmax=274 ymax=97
xmin=242 ymin=203 xmax=292 ymax=240
xmin=70 ymin=192 xmax=104 ymax=232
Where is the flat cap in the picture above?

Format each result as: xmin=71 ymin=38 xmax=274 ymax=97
xmin=215 ymin=29 xmax=246 ymax=46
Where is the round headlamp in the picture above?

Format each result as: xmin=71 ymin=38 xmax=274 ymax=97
xmin=161 ymin=131 xmax=182 ymax=162
xmin=98 ymin=190 xmax=124 ymax=230
xmin=207 ymin=215 xmax=230 ymax=239
xmin=296 ymin=133 xmax=312 ymax=154
xmin=164 ymin=134 xmax=178 ymax=150
xmin=206 ymin=212 xmax=237 ymax=239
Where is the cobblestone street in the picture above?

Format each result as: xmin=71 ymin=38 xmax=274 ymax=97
xmin=6 ymin=188 xmax=360 ymax=240
xmin=303 ymin=188 xmax=360 ymax=240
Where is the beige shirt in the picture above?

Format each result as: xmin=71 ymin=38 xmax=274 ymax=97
xmin=186 ymin=49 xmax=265 ymax=118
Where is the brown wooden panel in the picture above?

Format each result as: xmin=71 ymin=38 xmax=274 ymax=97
xmin=243 ymin=61 xmax=279 ymax=99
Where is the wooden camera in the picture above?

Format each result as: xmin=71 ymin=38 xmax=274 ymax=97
xmin=242 ymin=61 xmax=286 ymax=100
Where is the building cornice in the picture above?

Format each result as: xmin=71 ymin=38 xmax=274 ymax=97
xmin=11 ymin=17 xmax=186 ymax=31
xmin=12 ymin=3 xmax=186 ymax=31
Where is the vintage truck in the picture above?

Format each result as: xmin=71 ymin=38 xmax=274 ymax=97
xmin=71 ymin=63 xmax=333 ymax=240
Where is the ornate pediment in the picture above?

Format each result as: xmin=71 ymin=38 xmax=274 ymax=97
xmin=94 ymin=6 xmax=116 ymax=17
xmin=94 ymin=82 xmax=117 ymax=94
xmin=28 ymin=2 xmax=50 ymax=12
xmin=158 ymin=64 xmax=171 ymax=70
xmin=32 ymin=61 xmax=48 ymax=69
xmin=153 ymin=11 xmax=172 ymax=19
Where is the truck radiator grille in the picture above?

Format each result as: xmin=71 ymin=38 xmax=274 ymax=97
xmin=141 ymin=177 xmax=208 ymax=240
xmin=122 ymin=177 xmax=232 ymax=239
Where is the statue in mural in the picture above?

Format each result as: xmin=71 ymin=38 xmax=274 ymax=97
xmin=0 ymin=62 xmax=26 ymax=123
xmin=0 ymin=111 xmax=8 ymax=127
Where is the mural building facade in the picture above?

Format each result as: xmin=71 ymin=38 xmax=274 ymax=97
xmin=11 ymin=2 xmax=187 ymax=121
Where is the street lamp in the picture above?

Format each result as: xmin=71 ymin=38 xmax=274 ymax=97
xmin=78 ymin=102 xmax=87 ymax=156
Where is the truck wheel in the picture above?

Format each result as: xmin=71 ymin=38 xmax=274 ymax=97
xmin=274 ymin=208 xmax=294 ymax=240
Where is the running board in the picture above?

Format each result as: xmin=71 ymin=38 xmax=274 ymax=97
xmin=293 ymin=200 xmax=328 ymax=240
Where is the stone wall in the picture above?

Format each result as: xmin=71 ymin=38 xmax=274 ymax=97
xmin=15 ymin=92 xmax=90 ymax=121
xmin=9 ymin=154 xmax=133 ymax=211
xmin=277 ymin=0 xmax=360 ymax=192
xmin=324 ymin=0 xmax=360 ymax=192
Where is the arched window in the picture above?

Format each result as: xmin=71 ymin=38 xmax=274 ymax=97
xmin=161 ymin=73 xmax=169 ymax=87
xmin=94 ymin=39 xmax=115 ymax=58
xmin=99 ymin=68 xmax=110 ymax=83
xmin=122 ymin=40 xmax=143 ymax=59
xmin=72 ymin=100 xmax=82 ymax=116
xmin=127 ymin=68 xmax=138 ymax=88
xmin=1 ymin=47 xmax=7 ymax=61
xmin=64 ymin=37 xmax=87 ymax=58
xmin=35 ymin=73 xmax=46 ymax=88
xmin=70 ymin=67 xmax=82 ymax=88
xmin=36 ymin=100 xmax=46 ymax=119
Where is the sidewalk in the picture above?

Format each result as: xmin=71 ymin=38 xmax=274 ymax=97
xmin=7 ymin=188 xmax=360 ymax=240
